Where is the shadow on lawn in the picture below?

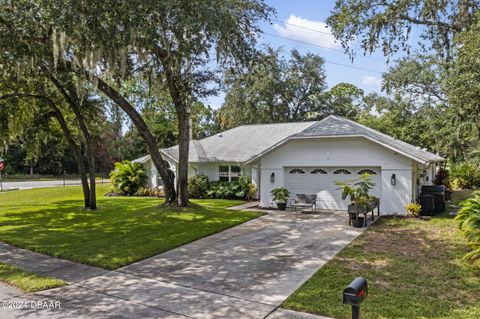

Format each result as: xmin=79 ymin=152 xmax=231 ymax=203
xmin=0 ymin=197 xmax=259 ymax=269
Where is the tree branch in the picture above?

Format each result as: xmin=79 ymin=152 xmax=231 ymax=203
xmin=0 ymin=93 xmax=55 ymax=106
xmin=398 ymin=14 xmax=462 ymax=32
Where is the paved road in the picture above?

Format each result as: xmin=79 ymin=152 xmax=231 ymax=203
xmin=0 ymin=211 xmax=365 ymax=319
xmin=1 ymin=179 xmax=108 ymax=190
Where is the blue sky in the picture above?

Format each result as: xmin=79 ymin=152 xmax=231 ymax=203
xmin=206 ymin=0 xmax=417 ymax=109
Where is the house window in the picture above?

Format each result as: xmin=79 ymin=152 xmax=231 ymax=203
xmin=219 ymin=165 xmax=230 ymax=181
xmin=230 ymin=165 xmax=241 ymax=181
xmin=311 ymin=168 xmax=327 ymax=174
xmin=357 ymin=168 xmax=377 ymax=175
xmin=289 ymin=168 xmax=305 ymax=174
xmin=219 ymin=165 xmax=241 ymax=182
xmin=333 ymin=168 xmax=351 ymax=174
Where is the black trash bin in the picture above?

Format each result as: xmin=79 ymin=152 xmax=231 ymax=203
xmin=418 ymin=194 xmax=435 ymax=216
xmin=420 ymin=185 xmax=446 ymax=213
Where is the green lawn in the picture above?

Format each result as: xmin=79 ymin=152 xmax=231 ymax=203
xmin=0 ymin=185 xmax=261 ymax=269
xmin=283 ymin=190 xmax=480 ymax=319
xmin=0 ymin=262 xmax=65 ymax=292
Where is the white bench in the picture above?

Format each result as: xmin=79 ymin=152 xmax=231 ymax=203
xmin=290 ymin=194 xmax=317 ymax=212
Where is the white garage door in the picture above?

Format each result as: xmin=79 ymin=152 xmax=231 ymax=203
xmin=285 ymin=167 xmax=382 ymax=210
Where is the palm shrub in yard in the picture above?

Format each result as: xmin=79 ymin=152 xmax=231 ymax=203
xmin=456 ymin=191 xmax=480 ymax=267
xmin=450 ymin=160 xmax=480 ymax=189
xmin=110 ymin=161 xmax=147 ymax=196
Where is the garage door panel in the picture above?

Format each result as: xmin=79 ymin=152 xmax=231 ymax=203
xmin=285 ymin=167 xmax=381 ymax=211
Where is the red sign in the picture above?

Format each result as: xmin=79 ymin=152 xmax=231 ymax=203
xmin=0 ymin=162 xmax=4 ymax=171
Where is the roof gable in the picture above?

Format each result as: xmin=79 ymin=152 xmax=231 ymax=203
xmin=291 ymin=116 xmax=444 ymax=163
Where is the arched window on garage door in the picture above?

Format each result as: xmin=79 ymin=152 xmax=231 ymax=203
xmin=357 ymin=168 xmax=377 ymax=175
xmin=310 ymin=168 xmax=328 ymax=174
xmin=333 ymin=168 xmax=352 ymax=174
xmin=289 ymin=168 xmax=305 ymax=174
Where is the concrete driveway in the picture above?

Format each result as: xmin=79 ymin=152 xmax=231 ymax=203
xmin=1 ymin=211 xmax=366 ymax=319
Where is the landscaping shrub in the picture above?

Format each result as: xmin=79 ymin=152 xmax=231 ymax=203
xmin=207 ymin=181 xmax=244 ymax=199
xmin=135 ymin=187 xmax=165 ymax=197
xmin=207 ymin=176 xmax=253 ymax=200
xmin=433 ymin=167 xmax=449 ymax=186
xmin=187 ymin=175 xmax=254 ymax=200
xmin=247 ymin=182 xmax=257 ymax=200
xmin=456 ymin=191 xmax=480 ymax=267
xmin=405 ymin=203 xmax=421 ymax=217
xmin=110 ymin=161 xmax=147 ymax=196
xmin=450 ymin=161 xmax=480 ymax=189
xmin=188 ymin=174 xmax=210 ymax=199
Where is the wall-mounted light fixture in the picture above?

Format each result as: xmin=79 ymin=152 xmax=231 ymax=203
xmin=391 ymin=174 xmax=396 ymax=186
xmin=270 ymin=172 xmax=275 ymax=183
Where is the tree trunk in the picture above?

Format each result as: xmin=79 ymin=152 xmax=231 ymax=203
xmin=160 ymin=61 xmax=190 ymax=207
xmin=86 ymin=154 xmax=97 ymax=209
xmin=176 ymin=112 xmax=190 ymax=206
xmin=47 ymin=74 xmax=97 ymax=209
xmin=49 ymin=103 xmax=91 ymax=208
xmin=83 ymin=72 xmax=177 ymax=204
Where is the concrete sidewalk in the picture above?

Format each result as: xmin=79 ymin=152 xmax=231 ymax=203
xmin=0 ymin=242 xmax=107 ymax=283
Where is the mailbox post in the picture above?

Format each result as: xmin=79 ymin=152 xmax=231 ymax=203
xmin=343 ymin=277 xmax=368 ymax=319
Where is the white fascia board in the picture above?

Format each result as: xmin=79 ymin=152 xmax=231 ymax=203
xmin=246 ymin=134 xmax=433 ymax=165
xmin=159 ymin=150 xmax=179 ymax=164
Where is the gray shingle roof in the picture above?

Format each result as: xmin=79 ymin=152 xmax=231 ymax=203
xmin=161 ymin=121 xmax=316 ymax=163
xmin=133 ymin=115 xmax=444 ymax=164
xmin=292 ymin=116 xmax=444 ymax=163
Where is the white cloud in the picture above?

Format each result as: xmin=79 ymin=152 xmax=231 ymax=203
xmin=362 ymin=76 xmax=382 ymax=87
xmin=272 ymin=15 xmax=341 ymax=49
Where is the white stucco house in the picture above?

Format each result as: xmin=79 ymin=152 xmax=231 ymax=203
xmin=133 ymin=115 xmax=445 ymax=214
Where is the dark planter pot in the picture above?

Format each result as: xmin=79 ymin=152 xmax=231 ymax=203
xmin=351 ymin=217 xmax=365 ymax=228
xmin=277 ymin=202 xmax=287 ymax=211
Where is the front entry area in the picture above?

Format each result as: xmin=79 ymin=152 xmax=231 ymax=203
xmin=284 ymin=167 xmax=382 ymax=210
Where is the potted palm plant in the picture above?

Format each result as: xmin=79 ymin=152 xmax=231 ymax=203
xmin=271 ymin=187 xmax=290 ymax=211
xmin=335 ymin=173 xmax=376 ymax=227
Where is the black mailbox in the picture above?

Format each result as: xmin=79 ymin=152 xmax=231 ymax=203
xmin=343 ymin=277 xmax=368 ymax=306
